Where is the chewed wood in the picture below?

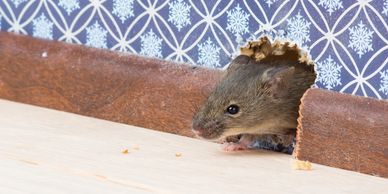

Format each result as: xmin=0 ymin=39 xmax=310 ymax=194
xmin=0 ymin=32 xmax=222 ymax=137
xmin=295 ymin=88 xmax=388 ymax=178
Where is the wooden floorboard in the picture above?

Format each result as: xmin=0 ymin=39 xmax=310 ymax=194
xmin=0 ymin=99 xmax=387 ymax=194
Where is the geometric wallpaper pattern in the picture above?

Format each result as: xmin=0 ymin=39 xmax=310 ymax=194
xmin=0 ymin=0 xmax=387 ymax=99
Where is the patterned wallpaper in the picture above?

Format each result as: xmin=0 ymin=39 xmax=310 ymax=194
xmin=0 ymin=0 xmax=387 ymax=99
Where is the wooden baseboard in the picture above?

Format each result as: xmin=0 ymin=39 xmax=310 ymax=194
xmin=296 ymin=88 xmax=388 ymax=178
xmin=0 ymin=32 xmax=222 ymax=137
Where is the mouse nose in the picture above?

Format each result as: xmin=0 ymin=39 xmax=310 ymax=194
xmin=192 ymin=121 xmax=205 ymax=136
xmin=192 ymin=122 xmax=202 ymax=132
xmin=192 ymin=129 xmax=202 ymax=137
xmin=192 ymin=127 xmax=205 ymax=138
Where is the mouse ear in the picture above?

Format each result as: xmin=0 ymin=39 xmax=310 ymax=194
xmin=261 ymin=66 xmax=295 ymax=98
xmin=226 ymin=55 xmax=250 ymax=72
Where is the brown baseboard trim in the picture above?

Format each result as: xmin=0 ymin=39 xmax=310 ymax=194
xmin=0 ymin=32 xmax=222 ymax=137
xmin=296 ymin=88 xmax=388 ymax=178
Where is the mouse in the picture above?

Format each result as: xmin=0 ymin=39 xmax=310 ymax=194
xmin=192 ymin=36 xmax=316 ymax=151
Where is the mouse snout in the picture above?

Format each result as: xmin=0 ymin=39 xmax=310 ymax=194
xmin=192 ymin=119 xmax=224 ymax=139
xmin=191 ymin=121 xmax=204 ymax=135
xmin=192 ymin=128 xmax=203 ymax=138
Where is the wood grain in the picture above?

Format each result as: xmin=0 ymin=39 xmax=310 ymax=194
xmin=0 ymin=32 xmax=223 ymax=137
xmin=295 ymin=88 xmax=388 ymax=178
xmin=1 ymin=99 xmax=387 ymax=194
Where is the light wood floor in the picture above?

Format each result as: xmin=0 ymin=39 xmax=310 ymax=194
xmin=0 ymin=99 xmax=386 ymax=194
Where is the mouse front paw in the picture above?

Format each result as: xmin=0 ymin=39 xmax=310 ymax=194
xmin=221 ymin=142 xmax=249 ymax=152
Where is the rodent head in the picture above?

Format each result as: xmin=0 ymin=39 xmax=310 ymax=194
xmin=192 ymin=55 xmax=313 ymax=140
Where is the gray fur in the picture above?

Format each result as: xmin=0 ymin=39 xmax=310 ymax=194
xmin=192 ymin=54 xmax=316 ymax=140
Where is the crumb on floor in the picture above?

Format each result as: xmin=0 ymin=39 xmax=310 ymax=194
xmin=293 ymin=159 xmax=312 ymax=170
xmin=122 ymin=149 xmax=129 ymax=154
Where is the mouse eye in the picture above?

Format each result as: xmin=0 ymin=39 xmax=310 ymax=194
xmin=226 ymin=104 xmax=239 ymax=115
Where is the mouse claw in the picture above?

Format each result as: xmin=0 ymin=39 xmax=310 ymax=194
xmin=221 ymin=142 xmax=249 ymax=152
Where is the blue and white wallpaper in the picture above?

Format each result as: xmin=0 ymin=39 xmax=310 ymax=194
xmin=0 ymin=0 xmax=387 ymax=99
